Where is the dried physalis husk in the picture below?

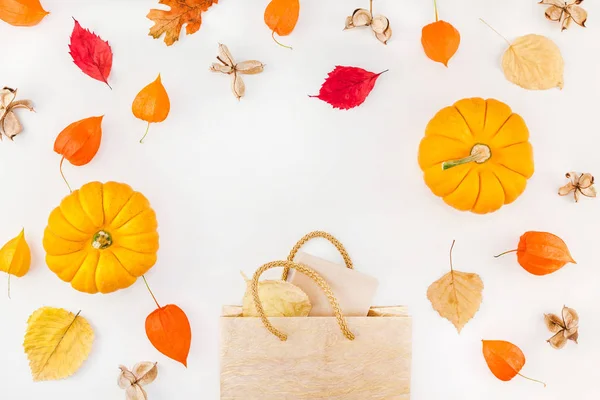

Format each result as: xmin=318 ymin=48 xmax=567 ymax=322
xmin=540 ymin=0 xmax=587 ymax=31
xmin=544 ymin=306 xmax=579 ymax=349
xmin=559 ymin=172 xmax=596 ymax=202
xmin=344 ymin=2 xmax=392 ymax=45
xmin=210 ymin=44 xmax=265 ymax=100
xmin=0 ymin=87 xmax=34 ymax=141
xmin=241 ymin=272 xmax=312 ymax=317
xmin=118 ymin=362 xmax=158 ymax=400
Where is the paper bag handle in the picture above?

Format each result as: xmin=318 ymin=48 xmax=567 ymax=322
xmin=251 ymin=260 xmax=356 ymax=342
xmin=283 ymin=231 xmax=353 ymax=281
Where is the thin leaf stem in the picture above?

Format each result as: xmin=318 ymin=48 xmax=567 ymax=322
xmin=449 ymin=239 xmax=456 ymax=271
xmin=369 ymin=0 xmax=373 ymax=15
xmin=139 ymin=122 xmax=151 ymax=143
xmin=434 ymin=0 xmax=439 ymax=21
xmin=271 ymin=31 xmax=293 ymax=50
xmin=7 ymin=274 xmax=11 ymax=299
xmin=479 ymin=18 xmax=511 ymax=46
xmin=517 ymin=373 xmax=547 ymax=387
xmin=494 ymin=249 xmax=517 ymax=258
xmin=142 ymin=275 xmax=161 ymax=309
xmin=59 ymin=157 xmax=73 ymax=193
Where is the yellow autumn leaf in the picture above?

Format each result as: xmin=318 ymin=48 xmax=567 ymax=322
xmin=0 ymin=228 xmax=31 ymax=298
xmin=502 ymin=34 xmax=564 ymax=90
xmin=241 ymin=272 xmax=312 ymax=317
xmin=426 ymin=241 xmax=483 ymax=333
xmin=23 ymin=307 xmax=94 ymax=381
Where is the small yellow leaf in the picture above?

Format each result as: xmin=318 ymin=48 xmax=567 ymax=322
xmin=502 ymin=34 xmax=564 ymax=90
xmin=0 ymin=228 xmax=31 ymax=298
xmin=426 ymin=241 xmax=484 ymax=333
xmin=23 ymin=307 xmax=94 ymax=381
xmin=241 ymin=273 xmax=312 ymax=317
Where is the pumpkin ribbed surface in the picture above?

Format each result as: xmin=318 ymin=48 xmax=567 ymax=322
xmin=43 ymin=181 xmax=159 ymax=294
xmin=418 ymin=98 xmax=534 ymax=214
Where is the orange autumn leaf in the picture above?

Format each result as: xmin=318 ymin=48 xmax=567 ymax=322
xmin=147 ymin=0 xmax=218 ymax=46
xmin=264 ymin=0 xmax=299 ymax=49
xmin=132 ymin=74 xmax=170 ymax=143
xmin=0 ymin=0 xmax=49 ymax=27
xmin=495 ymin=231 xmax=576 ymax=276
xmin=54 ymin=116 xmax=103 ymax=191
xmin=482 ymin=340 xmax=545 ymax=386
xmin=146 ymin=304 xmax=191 ymax=367
xmin=421 ymin=0 xmax=460 ymax=66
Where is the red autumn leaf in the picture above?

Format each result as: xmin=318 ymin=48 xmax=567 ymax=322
xmin=69 ymin=18 xmax=113 ymax=88
xmin=146 ymin=304 xmax=192 ymax=367
xmin=310 ymin=66 xmax=387 ymax=110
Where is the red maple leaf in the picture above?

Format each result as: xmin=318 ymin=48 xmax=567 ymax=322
xmin=69 ymin=19 xmax=113 ymax=89
xmin=310 ymin=66 xmax=387 ymax=110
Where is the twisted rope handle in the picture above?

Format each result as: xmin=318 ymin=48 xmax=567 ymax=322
xmin=282 ymin=231 xmax=353 ymax=281
xmin=251 ymin=260 xmax=355 ymax=341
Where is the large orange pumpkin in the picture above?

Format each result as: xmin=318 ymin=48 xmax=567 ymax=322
xmin=418 ymin=98 xmax=534 ymax=214
xmin=43 ymin=182 xmax=159 ymax=294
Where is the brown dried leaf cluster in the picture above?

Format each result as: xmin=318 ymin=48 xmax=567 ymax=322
xmin=0 ymin=87 xmax=34 ymax=140
xmin=544 ymin=306 xmax=579 ymax=349
xmin=559 ymin=172 xmax=596 ymax=202
xmin=344 ymin=5 xmax=392 ymax=45
xmin=539 ymin=0 xmax=587 ymax=31
xmin=210 ymin=44 xmax=265 ymax=100
xmin=118 ymin=362 xmax=158 ymax=400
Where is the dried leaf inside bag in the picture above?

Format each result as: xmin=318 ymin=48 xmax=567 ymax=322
xmin=241 ymin=272 xmax=312 ymax=317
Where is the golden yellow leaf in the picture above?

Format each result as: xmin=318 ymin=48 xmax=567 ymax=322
xmin=0 ymin=228 xmax=31 ymax=298
xmin=241 ymin=272 xmax=312 ymax=317
xmin=23 ymin=307 xmax=94 ymax=381
xmin=426 ymin=241 xmax=483 ymax=333
xmin=502 ymin=34 xmax=564 ymax=90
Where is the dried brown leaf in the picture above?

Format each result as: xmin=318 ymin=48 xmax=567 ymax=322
xmin=241 ymin=272 xmax=312 ymax=317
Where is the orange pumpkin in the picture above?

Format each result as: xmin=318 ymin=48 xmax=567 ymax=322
xmin=418 ymin=98 xmax=534 ymax=214
xmin=43 ymin=182 xmax=159 ymax=294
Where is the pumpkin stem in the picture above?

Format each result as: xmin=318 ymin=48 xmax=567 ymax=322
xmin=433 ymin=0 xmax=439 ymax=21
xmin=494 ymin=249 xmax=517 ymax=258
xmin=442 ymin=144 xmax=491 ymax=170
xmin=517 ymin=373 xmax=546 ymax=387
xmin=272 ymin=31 xmax=293 ymax=50
xmin=59 ymin=157 xmax=73 ymax=193
xmin=479 ymin=18 xmax=511 ymax=46
xmin=142 ymin=275 xmax=161 ymax=309
xmin=139 ymin=122 xmax=151 ymax=144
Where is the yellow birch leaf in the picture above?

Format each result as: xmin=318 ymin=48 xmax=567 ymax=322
xmin=0 ymin=228 xmax=31 ymax=298
xmin=426 ymin=241 xmax=483 ymax=333
xmin=502 ymin=34 xmax=564 ymax=90
xmin=241 ymin=272 xmax=312 ymax=317
xmin=23 ymin=307 xmax=94 ymax=381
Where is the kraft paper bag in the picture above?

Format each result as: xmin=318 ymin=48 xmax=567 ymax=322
xmin=220 ymin=232 xmax=412 ymax=400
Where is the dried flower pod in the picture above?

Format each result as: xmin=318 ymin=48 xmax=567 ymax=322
xmin=343 ymin=1 xmax=392 ymax=45
xmin=544 ymin=306 xmax=579 ymax=349
xmin=241 ymin=272 xmax=312 ymax=317
xmin=118 ymin=362 xmax=158 ymax=400
xmin=559 ymin=172 xmax=596 ymax=202
xmin=0 ymin=87 xmax=34 ymax=140
xmin=210 ymin=44 xmax=264 ymax=100
xmin=539 ymin=0 xmax=587 ymax=31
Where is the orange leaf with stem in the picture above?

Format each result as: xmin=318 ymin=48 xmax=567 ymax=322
xmin=0 ymin=228 xmax=30 ymax=299
xmin=482 ymin=340 xmax=546 ymax=386
xmin=421 ymin=0 xmax=460 ymax=66
xmin=132 ymin=74 xmax=170 ymax=143
xmin=495 ymin=231 xmax=575 ymax=276
xmin=264 ymin=0 xmax=299 ymax=49
xmin=0 ymin=0 xmax=49 ymax=27
xmin=143 ymin=276 xmax=192 ymax=367
xmin=53 ymin=116 xmax=103 ymax=192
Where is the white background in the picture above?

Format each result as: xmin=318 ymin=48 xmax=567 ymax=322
xmin=0 ymin=0 xmax=599 ymax=399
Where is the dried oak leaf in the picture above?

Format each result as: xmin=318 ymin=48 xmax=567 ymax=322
xmin=0 ymin=87 xmax=34 ymax=140
xmin=118 ymin=362 xmax=158 ymax=400
xmin=210 ymin=44 xmax=264 ymax=100
xmin=148 ymin=0 xmax=218 ymax=46
xmin=545 ymin=306 xmax=579 ymax=349
xmin=241 ymin=272 xmax=312 ymax=317
xmin=344 ymin=5 xmax=392 ymax=44
xmin=427 ymin=241 xmax=483 ymax=333
xmin=559 ymin=172 xmax=596 ymax=202
xmin=540 ymin=0 xmax=587 ymax=31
